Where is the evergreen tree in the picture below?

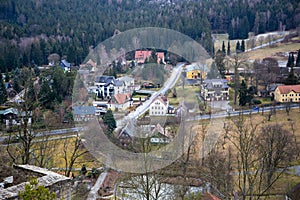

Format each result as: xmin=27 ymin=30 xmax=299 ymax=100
xmin=285 ymin=58 xmax=298 ymax=85
xmin=239 ymin=80 xmax=248 ymax=106
xmin=291 ymin=52 xmax=295 ymax=67
xmin=215 ymin=50 xmax=226 ymax=78
xmin=222 ymin=41 xmax=226 ymax=55
xmin=19 ymin=178 xmax=56 ymax=200
xmin=296 ymin=49 xmax=300 ymax=67
xmin=227 ymin=41 xmax=231 ymax=56
xmin=207 ymin=62 xmax=219 ymax=79
xmin=0 ymin=73 xmax=8 ymax=104
xmin=102 ymin=109 xmax=116 ymax=135
xmin=287 ymin=53 xmax=292 ymax=67
xmin=241 ymin=40 xmax=245 ymax=52
xmin=236 ymin=41 xmax=241 ymax=54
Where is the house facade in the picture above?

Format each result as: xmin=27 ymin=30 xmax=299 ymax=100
xmin=185 ymin=64 xmax=206 ymax=80
xmin=274 ymin=84 xmax=300 ymax=103
xmin=94 ymin=76 xmax=125 ymax=99
xmin=201 ymin=79 xmax=229 ymax=101
xmin=73 ymin=106 xmax=96 ymax=121
xmin=149 ymin=95 xmax=168 ymax=116
xmin=135 ymin=50 xmax=152 ymax=64
xmin=156 ymin=52 xmax=165 ymax=64
xmin=107 ymin=93 xmax=132 ymax=111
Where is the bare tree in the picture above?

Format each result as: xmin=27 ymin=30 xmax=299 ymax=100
xmin=116 ymin=137 xmax=173 ymax=200
xmin=224 ymin=114 xmax=298 ymax=200
xmin=62 ymin=133 xmax=88 ymax=177
xmin=258 ymin=124 xmax=297 ymax=189
xmin=6 ymin=71 xmax=40 ymax=165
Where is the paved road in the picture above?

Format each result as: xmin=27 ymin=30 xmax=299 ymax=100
xmin=87 ymin=170 xmax=108 ymax=200
xmin=0 ymin=127 xmax=85 ymax=143
xmin=192 ymin=104 xmax=299 ymax=121
xmin=116 ymin=63 xmax=185 ymax=134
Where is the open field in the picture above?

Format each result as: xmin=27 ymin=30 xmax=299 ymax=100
xmin=213 ymin=31 xmax=300 ymax=61
xmin=244 ymin=38 xmax=300 ymax=60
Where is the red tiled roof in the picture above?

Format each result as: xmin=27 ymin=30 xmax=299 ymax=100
xmin=114 ymin=93 xmax=130 ymax=104
xmin=202 ymin=192 xmax=221 ymax=200
xmin=277 ymin=85 xmax=300 ymax=94
xmin=135 ymin=50 xmax=152 ymax=63
xmin=156 ymin=52 xmax=164 ymax=58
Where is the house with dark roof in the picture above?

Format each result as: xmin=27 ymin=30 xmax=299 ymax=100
xmin=0 ymin=108 xmax=32 ymax=127
xmin=94 ymin=76 xmax=126 ymax=99
xmin=201 ymin=79 xmax=229 ymax=101
xmin=60 ymin=59 xmax=71 ymax=72
xmin=73 ymin=106 xmax=96 ymax=122
xmin=274 ymin=84 xmax=300 ymax=103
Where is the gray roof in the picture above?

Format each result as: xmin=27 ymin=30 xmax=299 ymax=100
xmin=73 ymin=106 xmax=95 ymax=115
xmin=203 ymin=79 xmax=229 ymax=89
xmin=61 ymin=59 xmax=71 ymax=68
xmin=117 ymin=76 xmax=134 ymax=82
xmin=0 ymin=165 xmax=70 ymax=199
xmin=114 ymin=80 xmax=124 ymax=86
xmin=94 ymin=76 xmax=115 ymax=84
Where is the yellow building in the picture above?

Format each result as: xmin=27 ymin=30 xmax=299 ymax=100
xmin=274 ymin=85 xmax=300 ymax=103
xmin=185 ymin=64 xmax=206 ymax=79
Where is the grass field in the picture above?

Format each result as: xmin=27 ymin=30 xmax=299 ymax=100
xmin=245 ymin=39 xmax=300 ymax=60
xmin=213 ymin=31 xmax=300 ymax=61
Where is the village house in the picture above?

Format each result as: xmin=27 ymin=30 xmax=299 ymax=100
xmin=107 ymin=93 xmax=132 ymax=111
xmin=60 ymin=59 xmax=71 ymax=72
xmin=156 ymin=52 xmax=165 ymax=64
xmin=149 ymin=95 xmax=169 ymax=116
xmin=135 ymin=50 xmax=152 ymax=64
xmin=117 ymin=76 xmax=135 ymax=93
xmin=201 ymin=79 xmax=229 ymax=101
xmin=94 ymin=76 xmax=125 ymax=99
xmin=274 ymin=84 xmax=300 ymax=103
xmin=184 ymin=64 xmax=206 ymax=80
xmin=73 ymin=106 xmax=96 ymax=122
xmin=0 ymin=108 xmax=32 ymax=127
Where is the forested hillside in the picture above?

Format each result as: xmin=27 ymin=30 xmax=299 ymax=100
xmin=0 ymin=0 xmax=299 ymax=72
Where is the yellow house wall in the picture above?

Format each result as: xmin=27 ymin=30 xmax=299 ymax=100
xmin=186 ymin=70 xmax=206 ymax=79
xmin=275 ymin=88 xmax=300 ymax=103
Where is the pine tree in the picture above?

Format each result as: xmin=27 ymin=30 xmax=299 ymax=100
xmin=227 ymin=41 xmax=231 ymax=56
xmin=215 ymin=50 xmax=226 ymax=78
xmin=102 ymin=109 xmax=116 ymax=135
xmin=236 ymin=41 xmax=241 ymax=53
xmin=291 ymin=52 xmax=295 ymax=67
xmin=296 ymin=49 xmax=300 ymax=67
xmin=241 ymin=40 xmax=245 ymax=52
xmin=287 ymin=53 xmax=292 ymax=67
xmin=239 ymin=80 xmax=248 ymax=106
xmin=0 ymin=73 xmax=8 ymax=104
xmin=222 ymin=41 xmax=226 ymax=55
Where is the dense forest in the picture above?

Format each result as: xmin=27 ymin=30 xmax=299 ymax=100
xmin=0 ymin=0 xmax=299 ymax=72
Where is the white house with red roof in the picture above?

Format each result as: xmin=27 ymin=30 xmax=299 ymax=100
xmin=149 ymin=95 xmax=169 ymax=116
xmin=107 ymin=93 xmax=132 ymax=111
xmin=274 ymin=84 xmax=300 ymax=103
xmin=135 ymin=50 xmax=152 ymax=64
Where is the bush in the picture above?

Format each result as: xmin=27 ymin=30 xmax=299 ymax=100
xmin=253 ymin=99 xmax=262 ymax=105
